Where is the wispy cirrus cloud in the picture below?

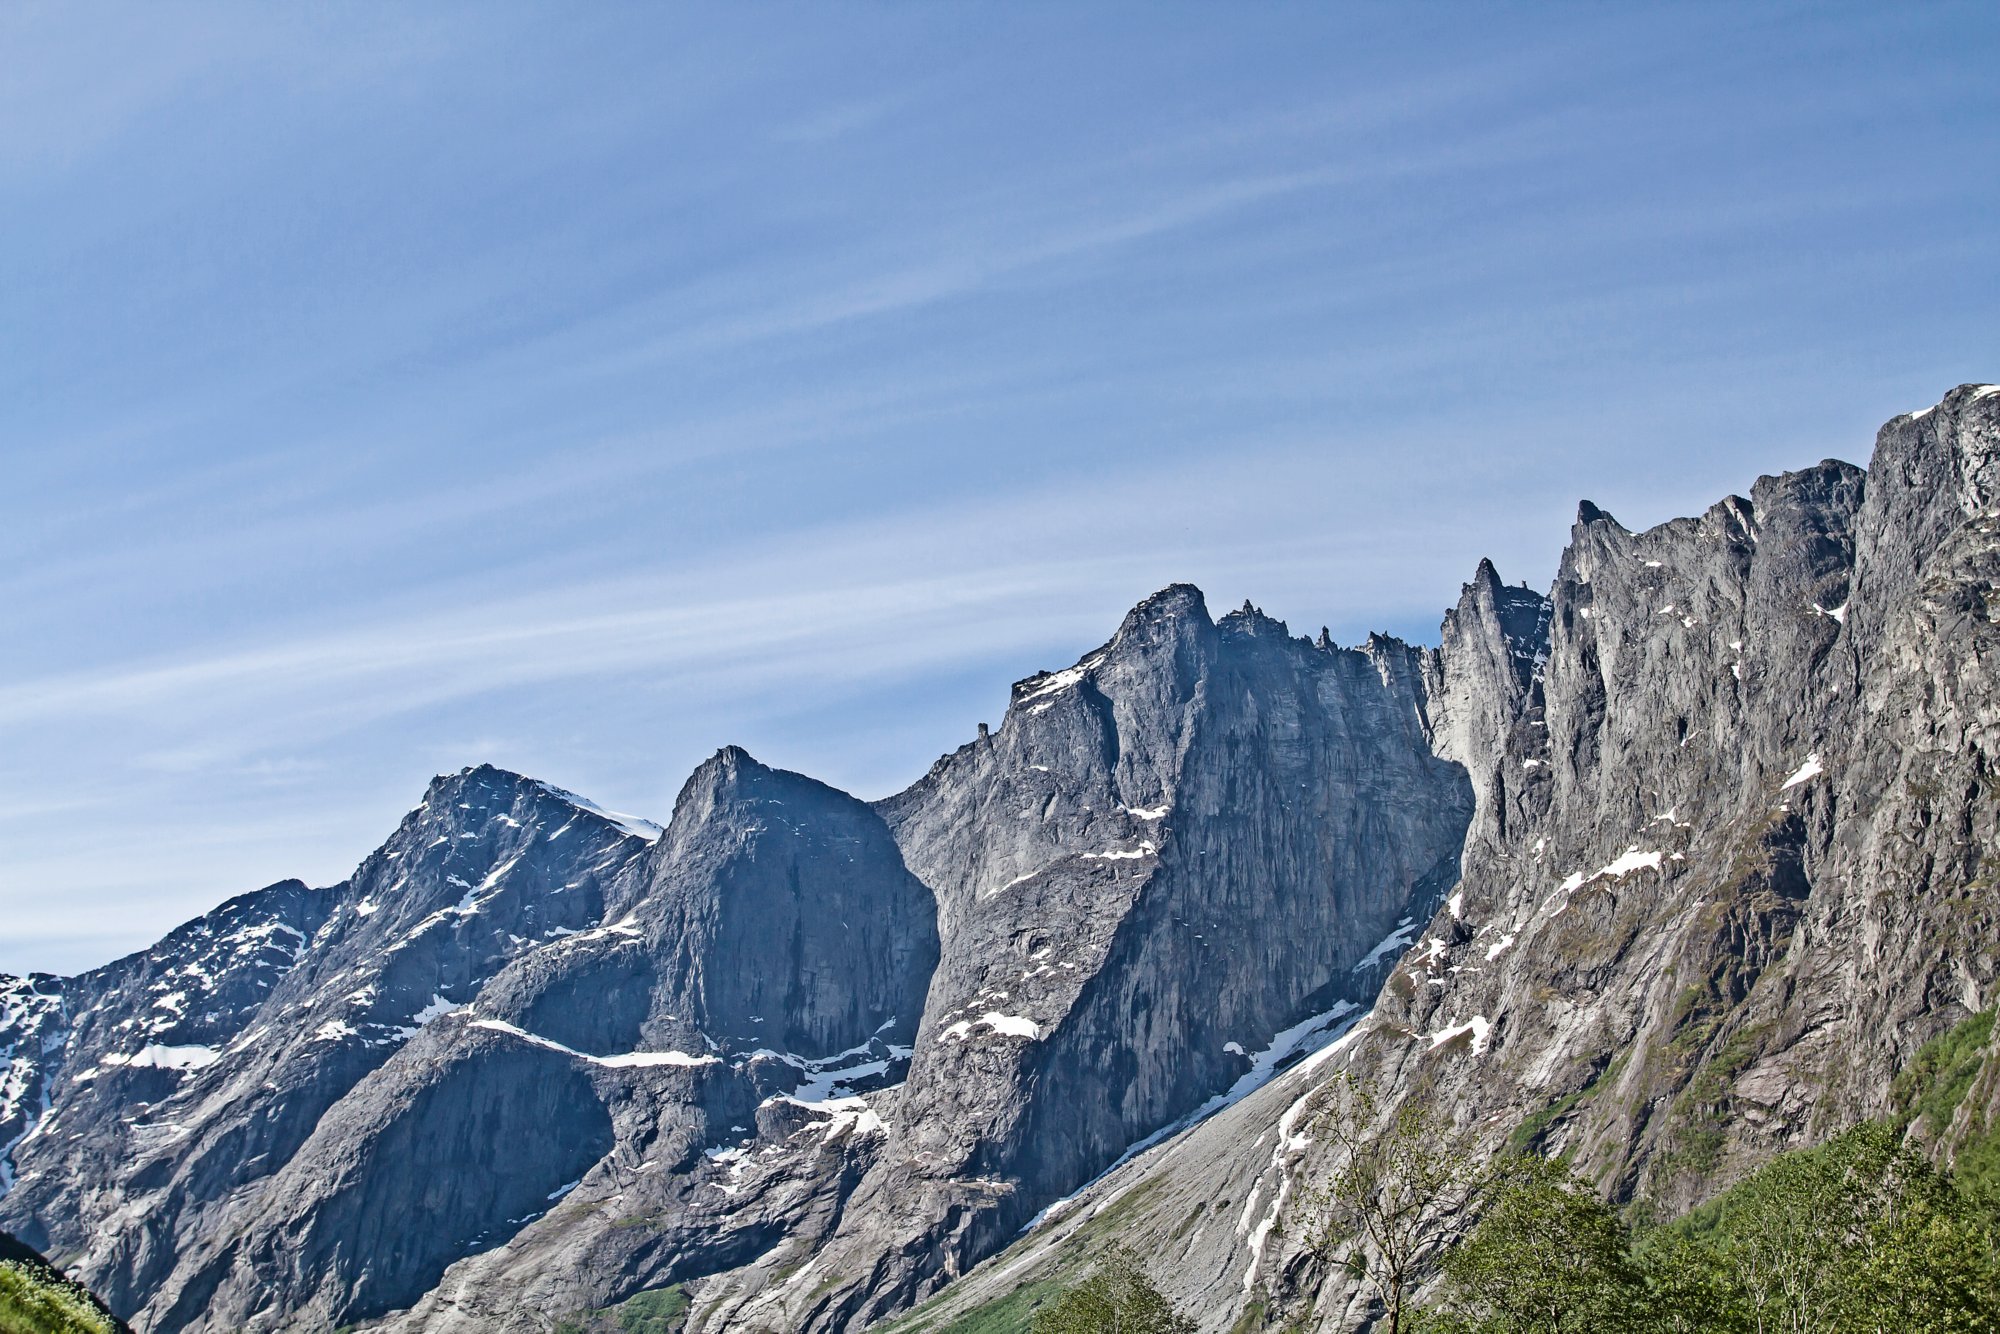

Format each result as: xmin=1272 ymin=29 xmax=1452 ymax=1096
xmin=4 ymin=2 xmax=1995 ymax=976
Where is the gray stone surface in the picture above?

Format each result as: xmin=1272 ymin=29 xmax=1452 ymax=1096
xmin=3 ymin=383 xmax=1996 ymax=1334
xmin=120 ymin=749 xmax=935 ymax=1332
xmin=0 ymin=766 xmax=653 ymax=1324
xmin=368 ymin=590 xmax=1469 ymax=1334
xmin=907 ymin=383 xmax=2000 ymax=1333
xmin=686 ymin=588 xmax=1469 ymax=1331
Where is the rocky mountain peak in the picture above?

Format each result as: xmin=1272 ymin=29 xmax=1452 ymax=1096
xmin=883 ymin=382 xmax=2000 ymax=1334
xmin=694 ymin=743 xmax=756 ymax=778
xmin=1575 ymin=497 xmax=1616 ymax=527
xmin=1219 ymin=599 xmax=1292 ymax=640
xmin=9 ymin=384 xmax=2000 ymax=1334
xmin=656 ymin=744 xmax=773 ymax=827
xmin=1117 ymin=581 xmax=1209 ymax=629
xmin=629 ymin=748 xmax=937 ymax=1055
xmin=995 ymin=585 xmax=1214 ymax=721
xmin=1426 ymin=557 xmax=1551 ymax=806
xmin=422 ymin=761 xmax=534 ymax=810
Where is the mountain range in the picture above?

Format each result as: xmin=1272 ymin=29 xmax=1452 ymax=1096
xmin=4 ymin=381 xmax=1998 ymax=1332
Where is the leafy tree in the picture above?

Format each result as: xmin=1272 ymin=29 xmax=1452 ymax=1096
xmin=1408 ymin=1118 xmax=2000 ymax=1334
xmin=1630 ymin=1233 xmax=1745 ymax=1334
xmin=1646 ymin=1121 xmax=2000 ymax=1334
xmin=1699 ymin=1129 xmax=1879 ymax=1332
xmin=1850 ymin=1193 xmax=2000 ymax=1334
xmin=1892 ymin=1007 xmax=2000 ymax=1233
xmin=1419 ymin=1155 xmax=1647 ymax=1334
xmin=1295 ymin=1076 xmax=1483 ymax=1334
xmin=1030 ymin=1245 xmax=1195 ymax=1334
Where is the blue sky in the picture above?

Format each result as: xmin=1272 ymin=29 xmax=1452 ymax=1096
xmin=4 ymin=2 xmax=1995 ymax=975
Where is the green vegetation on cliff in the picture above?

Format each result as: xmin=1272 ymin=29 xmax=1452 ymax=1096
xmin=0 ymin=1262 xmax=119 ymax=1334
xmin=1415 ymin=1123 xmax=2000 ymax=1333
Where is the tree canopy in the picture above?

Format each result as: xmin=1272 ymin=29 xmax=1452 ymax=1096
xmin=1030 ymin=1245 xmax=1195 ymax=1334
xmin=1414 ymin=1123 xmax=2000 ymax=1334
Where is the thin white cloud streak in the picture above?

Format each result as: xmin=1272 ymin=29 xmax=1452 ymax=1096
xmin=331 ymin=56 xmax=1597 ymax=425
xmin=22 ymin=351 xmax=1811 ymax=783
xmin=10 ymin=27 xmax=1867 ymax=622
xmin=0 ymin=6 xmax=512 ymax=176
xmin=540 ymin=116 xmax=1583 ymax=389
xmin=15 ymin=140 xmax=1900 ymax=593
xmin=0 ymin=433 xmax=1495 ymax=748
xmin=0 ymin=504 xmax=1480 ymax=974
xmin=0 ymin=7 xmax=289 ymax=172
xmin=1 ymin=120 xmax=1607 ymax=612
xmin=770 ymin=89 xmax=920 ymax=145
xmin=0 ymin=573 xmax=1062 ymax=730
xmin=0 ymin=368 xmax=1013 ymax=609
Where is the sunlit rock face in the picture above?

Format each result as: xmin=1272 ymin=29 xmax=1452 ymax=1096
xmin=376 ymin=588 xmax=1472 ymax=1334
xmin=7 ymin=385 xmax=1997 ymax=1334
xmin=904 ymin=384 xmax=2000 ymax=1333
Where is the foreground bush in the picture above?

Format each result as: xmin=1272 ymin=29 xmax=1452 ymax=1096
xmin=1031 ymin=1245 xmax=1195 ymax=1334
xmin=1415 ymin=1124 xmax=2000 ymax=1334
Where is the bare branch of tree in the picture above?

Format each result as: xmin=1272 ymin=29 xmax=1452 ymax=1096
xmin=1291 ymin=1073 xmax=1486 ymax=1334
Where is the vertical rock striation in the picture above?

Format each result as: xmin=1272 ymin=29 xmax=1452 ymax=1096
xmin=687 ymin=587 xmax=1473 ymax=1330
xmin=4 ymin=382 xmax=1995 ymax=1334
xmin=858 ymin=383 xmax=2000 ymax=1334
xmin=121 ymin=750 xmax=938 ymax=1333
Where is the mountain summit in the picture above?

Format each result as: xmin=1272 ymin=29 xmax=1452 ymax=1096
xmin=4 ymin=384 xmax=1998 ymax=1332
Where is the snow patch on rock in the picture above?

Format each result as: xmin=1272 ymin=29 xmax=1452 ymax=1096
xmin=1428 ymin=1015 xmax=1491 ymax=1055
xmin=1353 ymin=918 xmax=1419 ymax=972
xmin=469 ymin=1017 xmax=718 ymax=1068
xmin=1780 ymin=753 xmax=1825 ymax=789
xmin=101 ymin=1043 xmax=220 ymax=1072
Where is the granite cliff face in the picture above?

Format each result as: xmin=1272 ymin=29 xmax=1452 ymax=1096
xmin=0 ymin=587 xmax=1466 ymax=1332
xmin=2 ymin=383 xmax=1996 ymax=1333
xmin=680 ymin=589 xmax=1469 ymax=1332
xmin=883 ymin=382 xmax=2000 ymax=1332
xmin=0 ymin=767 xmax=654 ymax=1324
xmin=45 ymin=752 xmax=938 ymax=1334
xmin=1311 ymin=387 xmax=2000 ymax=1256
xmin=347 ymin=588 xmax=1469 ymax=1334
